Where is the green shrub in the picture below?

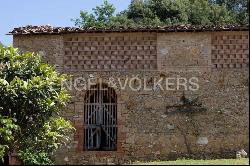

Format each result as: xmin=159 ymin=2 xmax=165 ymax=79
xmin=0 ymin=46 xmax=74 ymax=165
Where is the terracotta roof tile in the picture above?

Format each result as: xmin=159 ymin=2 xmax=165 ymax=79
xmin=9 ymin=24 xmax=249 ymax=35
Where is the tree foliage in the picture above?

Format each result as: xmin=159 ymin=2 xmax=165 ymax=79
xmin=0 ymin=46 xmax=74 ymax=165
xmin=73 ymin=0 xmax=116 ymax=28
xmin=73 ymin=0 xmax=249 ymax=28
xmin=211 ymin=0 xmax=249 ymax=25
xmin=0 ymin=115 xmax=19 ymax=160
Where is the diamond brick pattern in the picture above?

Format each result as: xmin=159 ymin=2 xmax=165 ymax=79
xmin=211 ymin=34 xmax=249 ymax=69
xmin=63 ymin=34 xmax=157 ymax=71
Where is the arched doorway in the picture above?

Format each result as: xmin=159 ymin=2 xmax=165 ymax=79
xmin=83 ymin=83 xmax=117 ymax=151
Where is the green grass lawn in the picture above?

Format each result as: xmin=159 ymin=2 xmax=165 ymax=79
xmin=132 ymin=158 xmax=249 ymax=165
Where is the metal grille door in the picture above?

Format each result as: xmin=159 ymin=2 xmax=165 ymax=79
xmin=84 ymin=84 xmax=117 ymax=151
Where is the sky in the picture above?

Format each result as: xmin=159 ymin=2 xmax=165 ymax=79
xmin=0 ymin=0 xmax=131 ymax=46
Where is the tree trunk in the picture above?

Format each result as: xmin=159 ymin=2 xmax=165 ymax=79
xmin=0 ymin=154 xmax=9 ymax=165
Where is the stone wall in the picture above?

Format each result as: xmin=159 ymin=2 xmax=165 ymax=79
xmin=13 ymin=30 xmax=249 ymax=165
xmin=157 ymin=32 xmax=211 ymax=72
xmin=13 ymin=35 xmax=64 ymax=72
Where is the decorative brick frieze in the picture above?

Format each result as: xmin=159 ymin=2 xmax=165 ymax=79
xmin=63 ymin=33 xmax=157 ymax=71
xmin=211 ymin=31 xmax=249 ymax=69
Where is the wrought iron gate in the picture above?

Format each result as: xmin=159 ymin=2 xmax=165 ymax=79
xmin=83 ymin=83 xmax=117 ymax=151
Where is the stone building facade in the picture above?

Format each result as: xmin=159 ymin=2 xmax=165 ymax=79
xmin=11 ymin=25 xmax=249 ymax=165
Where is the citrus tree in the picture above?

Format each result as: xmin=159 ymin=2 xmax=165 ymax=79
xmin=0 ymin=46 xmax=74 ymax=165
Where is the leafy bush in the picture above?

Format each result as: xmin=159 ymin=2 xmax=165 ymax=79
xmin=18 ymin=149 xmax=54 ymax=165
xmin=0 ymin=115 xmax=19 ymax=159
xmin=0 ymin=46 xmax=74 ymax=165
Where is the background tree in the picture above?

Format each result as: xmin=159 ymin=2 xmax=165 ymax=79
xmin=129 ymin=0 xmax=190 ymax=25
xmin=73 ymin=0 xmax=116 ymax=28
xmin=0 ymin=46 xmax=74 ymax=165
xmin=73 ymin=0 xmax=249 ymax=28
xmin=210 ymin=0 xmax=249 ymax=25
xmin=188 ymin=0 xmax=234 ymax=25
